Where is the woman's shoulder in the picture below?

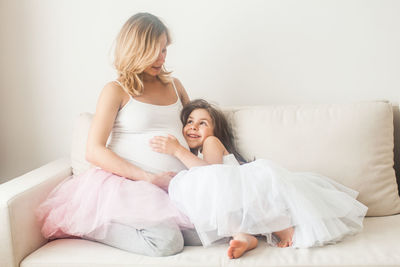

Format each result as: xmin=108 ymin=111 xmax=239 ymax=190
xmin=104 ymin=80 xmax=126 ymax=93
xmin=172 ymin=77 xmax=190 ymax=105
xmin=171 ymin=77 xmax=184 ymax=93
xmin=172 ymin=77 xmax=182 ymax=86
xmin=101 ymin=81 xmax=129 ymax=99
xmin=96 ymin=81 xmax=130 ymax=109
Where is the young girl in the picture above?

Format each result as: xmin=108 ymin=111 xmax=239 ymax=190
xmin=150 ymin=99 xmax=368 ymax=259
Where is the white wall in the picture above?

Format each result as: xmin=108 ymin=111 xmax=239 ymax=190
xmin=1 ymin=0 xmax=399 ymax=183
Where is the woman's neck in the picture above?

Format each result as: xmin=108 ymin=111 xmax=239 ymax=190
xmin=142 ymin=73 xmax=159 ymax=83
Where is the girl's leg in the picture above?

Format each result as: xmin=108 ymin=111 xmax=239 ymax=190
xmin=227 ymin=233 xmax=258 ymax=259
xmin=273 ymin=227 xmax=294 ymax=247
xmin=83 ymin=220 xmax=184 ymax=257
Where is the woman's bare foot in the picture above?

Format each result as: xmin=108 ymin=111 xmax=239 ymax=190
xmin=273 ymin=227 xmax=294 ymax=247
xmin=227 ymin=233 xmax=258 ymax=259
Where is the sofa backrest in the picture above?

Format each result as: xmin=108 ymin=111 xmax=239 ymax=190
xmin=71 ymin=101 xmax=400 ymax=217
xmin=223 ymin=101 xmax=400 ymax=217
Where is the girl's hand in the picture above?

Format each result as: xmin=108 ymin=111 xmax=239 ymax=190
xmin=145 ymin=171 xmax=176 ymax=191
xmin=149 ymin=134 xmax=181 ymax=156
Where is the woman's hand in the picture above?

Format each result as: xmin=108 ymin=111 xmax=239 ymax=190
xmin=149 ymin=134 xmax=182 ymax=156
xmin=145 ymin=171 xmax=176 ymax=191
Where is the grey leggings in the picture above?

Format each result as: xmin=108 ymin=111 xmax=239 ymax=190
xmin=83 ymin=221 xmax=201 ymax=257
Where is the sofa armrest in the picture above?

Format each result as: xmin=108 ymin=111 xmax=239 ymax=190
xmin=0 ymin=158 xmax=72 ymax=267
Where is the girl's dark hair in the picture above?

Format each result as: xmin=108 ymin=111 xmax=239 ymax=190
xmin=180 ymin=99 xmax=247 ymax=163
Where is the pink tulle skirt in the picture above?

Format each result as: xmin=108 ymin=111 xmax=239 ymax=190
xmin=36 ymin=168 xmax=192 ymax=239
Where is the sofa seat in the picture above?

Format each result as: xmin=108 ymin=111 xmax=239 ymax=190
xmin=21 ymin=215 xmax=400 ymax=267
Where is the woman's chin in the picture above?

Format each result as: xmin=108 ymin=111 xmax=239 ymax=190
xmin=143 ymin=70 xmax=160 ymax=78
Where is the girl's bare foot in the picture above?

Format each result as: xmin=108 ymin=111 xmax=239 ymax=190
xmin=227 ymin=233 xmax=258 ymax=259
xmin=273 ymin=227 xmax=294 ymax=247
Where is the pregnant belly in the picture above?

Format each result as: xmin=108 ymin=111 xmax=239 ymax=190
xmin=107 ymin=131 xmax=188 ymax=173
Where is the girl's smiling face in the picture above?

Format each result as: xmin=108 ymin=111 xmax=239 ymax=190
xmin=183 ymin=108 xmax=215 ymax=150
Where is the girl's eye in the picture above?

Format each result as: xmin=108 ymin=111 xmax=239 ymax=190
xmin=200 ymin=121 xmax=207 ymax=126
xmin=186 ymin=120 xmax=193 ymax=125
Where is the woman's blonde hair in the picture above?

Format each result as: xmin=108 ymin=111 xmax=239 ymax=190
xmin=114 ymin=13 xmax=172 ymax=96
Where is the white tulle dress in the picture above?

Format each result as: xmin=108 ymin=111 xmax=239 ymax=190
xmin=168 ymin=154 xmax=368 ymax=248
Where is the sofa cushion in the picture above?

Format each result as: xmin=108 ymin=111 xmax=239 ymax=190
xmin=20 ymin=215 xmax=400 ymax=267
xmin=231 ymin=101 xmax=400 ymax=216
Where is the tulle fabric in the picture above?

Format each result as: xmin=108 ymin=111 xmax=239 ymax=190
xmin=169 ymin=158 xmax=368 ymax=248
xmin=36 ymin=168 xmax=193 ymax=239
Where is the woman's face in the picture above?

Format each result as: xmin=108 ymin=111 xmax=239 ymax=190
xmin=183 ymin=109 xmax=215 ymax=150
xmin=143 ymin=33 xmax=168 ymax=76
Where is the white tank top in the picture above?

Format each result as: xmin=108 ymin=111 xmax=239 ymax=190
xmin=107 ymin=80 xmax=189 ymax=173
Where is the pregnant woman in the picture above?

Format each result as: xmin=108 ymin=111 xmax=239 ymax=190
xmin=36 ymin=13 xmax=198 ymax=257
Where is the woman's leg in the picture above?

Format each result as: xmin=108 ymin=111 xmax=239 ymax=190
xmin=181 ymin=228 xmax=202 ymax=246
xmin=83 ymin=221 xmax=184 ymax=257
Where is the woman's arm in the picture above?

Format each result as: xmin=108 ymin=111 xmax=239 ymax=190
xmin=86 ymin=82 xmax=172 ymax=188
xmin=150 ymin=135 xmax=226 ymax=168
xmin=86 ymin=82 xmax=148 ymax=179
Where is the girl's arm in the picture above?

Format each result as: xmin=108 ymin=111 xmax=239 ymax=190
xmin=150 ymin=135 xmax=226 ymax=168
xmin=86 ymin=82 xmax=173 ymax=189
xmin=201 ymin=136 xmax=227 ymax=164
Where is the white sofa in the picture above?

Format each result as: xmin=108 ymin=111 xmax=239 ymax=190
xmin=1 ymin=100 xmax=400 ymax=267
